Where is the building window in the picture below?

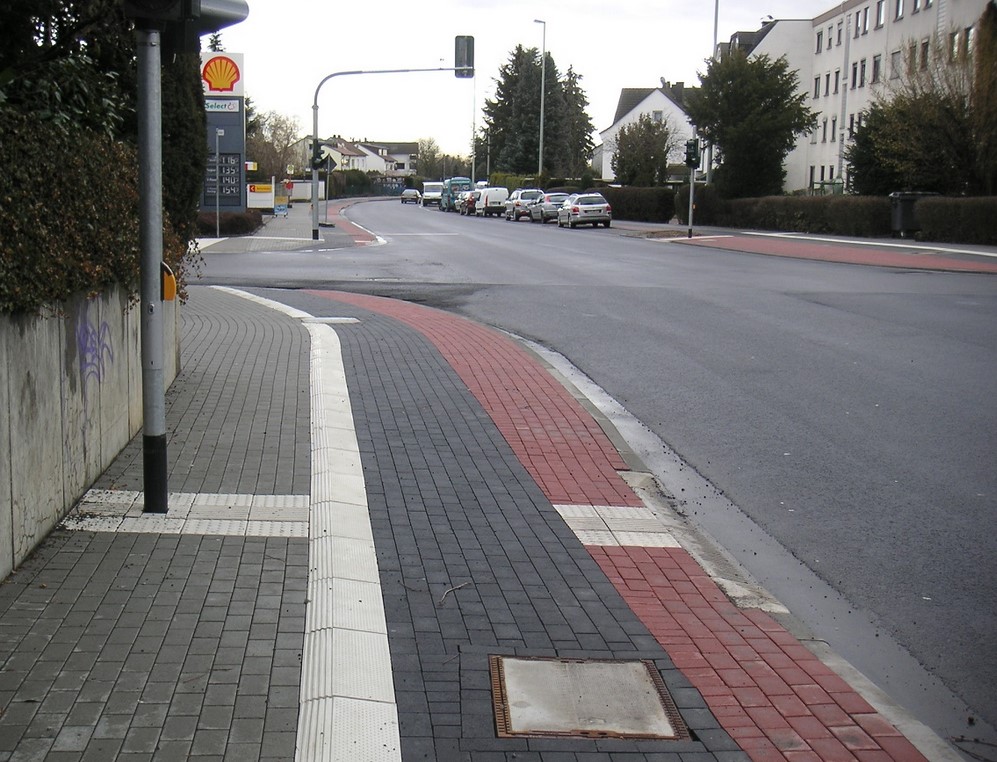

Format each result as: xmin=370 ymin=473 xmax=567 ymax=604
xmin=895 ymin=0 xmax=904 ymax=19
xmin=849 ymin=114 xmax=855 ymax=137
xmin=837 ymin=22 xmax=843 ymax=45
xmin=820 ymin=165 xmax=827 ymax=182
xmin=851 ymin=61 xmax=859 ymax=88
xmin=967 ymin=26 xmax=976 ymax=56
xmin=831 ymin=116 xmax=837 ymax=141
xmin=828 ymin=26 xmax=834 ymax=46
xmin=913 ymin=0 xmax=921 ymax=11
xmin=877 ymin=1 xmax=886 ymax=27
xmin=872 ymin=54 xmax=882 ymax=83
xmin=810 ymin=166 xmax=816 ymax=186
xmin=834 ymin=69 xmax=841 ymax=93
xmin=860 ymin=59 xmax=867 ymax=87
xmin=855 ymin=11 xmax=862 ymax=37
xmin=925 ymin=0 xmax=932 ymax=6
xmin=920 ymin=39 xmax=930 ymax=68
xmin=825 ymin=73 xmax=831 ymax=96
xmin=822 ymin=118 xmax=828 ymax=142
xmin=817 ymin=31 xmax=823 ymax=53
xmin=814 ymin=76 xmax=821 ymax=98
xmin=949 ymin=31 xmax=960 ymax=60
xmin=652 ymin=110 xmax=663 ymax=122
xmin=863 ymin=7 xmax=870 ymax=33
xmin=891 ymin=49 xmax=902 ymax=77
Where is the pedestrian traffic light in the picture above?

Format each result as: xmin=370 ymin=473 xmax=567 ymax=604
xmin=684 ymin=138 xmax=700 ymax=168
xmin=455 ymin=36 xmax=474 ymax=78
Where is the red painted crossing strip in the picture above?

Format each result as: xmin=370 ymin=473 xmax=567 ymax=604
xmin=309 ymin=290 xmax=930 ymax=762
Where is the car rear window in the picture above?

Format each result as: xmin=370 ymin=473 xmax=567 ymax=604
xmin=577 ymin=195 xmax=606 ymax=205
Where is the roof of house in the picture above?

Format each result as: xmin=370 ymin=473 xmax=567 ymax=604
xmin=611 ymin=81 xmax=695 ymax=125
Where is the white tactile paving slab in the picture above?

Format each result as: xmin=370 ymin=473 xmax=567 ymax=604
xmin=62 ymin=491 xmax=309 ymax=536
xmin=213 ymin=289 xmax=399 ymax=761
xmin=555 ymin=504 xmax=681 ymax=548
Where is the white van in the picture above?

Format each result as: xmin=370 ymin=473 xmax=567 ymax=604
xmin=421 ymin=182 xmax=444 ymax=206
xmin=476 ymin=187 xmax=509 ymax=217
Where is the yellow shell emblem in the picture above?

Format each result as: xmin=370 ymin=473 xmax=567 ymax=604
xmin=202 ymin=56 xmax=241 ymax=93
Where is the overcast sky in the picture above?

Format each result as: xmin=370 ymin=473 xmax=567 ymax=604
xmin=218 ymin=0 xmax=836 ymax=155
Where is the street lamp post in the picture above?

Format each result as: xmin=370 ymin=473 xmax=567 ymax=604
xmin=534 ymin=19 xmax=546 ymax=178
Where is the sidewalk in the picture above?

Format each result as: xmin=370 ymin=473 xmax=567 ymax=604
xmin=0 ymin=208 xmax=968 ymax=760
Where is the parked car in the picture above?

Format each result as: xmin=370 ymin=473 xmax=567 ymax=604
xmin=556 ymin=193 xmax=612 ymax=228
xmin=505 ymin=188 xmax=544 ymax=221
xmin=476 ymin=187 xmax=509 ymax=217
xmin=459 ymin=190 xmax=481 ymax=216
xmin=528 ymin=192 xmax=570 ymax=223
xmin=400 ymin=188 xmax=421 ymax=204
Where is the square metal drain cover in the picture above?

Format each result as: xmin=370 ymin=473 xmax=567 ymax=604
xmin=489 ymin=656 xmax=689 ymax=740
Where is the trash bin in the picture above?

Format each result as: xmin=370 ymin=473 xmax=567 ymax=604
xmin=889 ymin=191 xmax=936 ymax=238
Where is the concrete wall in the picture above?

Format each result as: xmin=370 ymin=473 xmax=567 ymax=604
xmin=0 ymin=286 xmax=179 ymax=578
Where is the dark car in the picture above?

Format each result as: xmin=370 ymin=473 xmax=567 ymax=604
xmin=528 ymin=192 xmax=570 ymax=223
xmin=400 ymin=188 xmax=421 ymax=204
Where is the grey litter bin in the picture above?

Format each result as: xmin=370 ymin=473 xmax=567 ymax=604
xmin=889 ymin=191 xmax=936 ymax=238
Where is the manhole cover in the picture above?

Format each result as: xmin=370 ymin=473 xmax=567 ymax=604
xmin=489 ymin=656 xmax=689 ymax=740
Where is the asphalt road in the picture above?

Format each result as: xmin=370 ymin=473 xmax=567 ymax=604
xmin=199 ymin=199 xmax=997 ymax=743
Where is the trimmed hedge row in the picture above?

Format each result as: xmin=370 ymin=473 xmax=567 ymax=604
xmin=671 ymin=190 xmax=996 ymax=243
xmin=196 ymin=210 xmax=264 ymax=237
xmin=600 ymin=187 xmax=675 ymax=223
xmin=0 ymin=113 xmax=142 ymax=314
xmin=916 ymin=197 xmax=997 ymax=245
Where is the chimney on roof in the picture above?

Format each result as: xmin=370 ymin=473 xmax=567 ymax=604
xmin=672 ymin=81 xmax=684 ymax=101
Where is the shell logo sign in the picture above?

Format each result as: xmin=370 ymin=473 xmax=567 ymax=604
xmin=200 ymin=53 xmax=244 ymax=97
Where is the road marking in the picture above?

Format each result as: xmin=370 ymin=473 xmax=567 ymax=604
xmin=742 ymin=231 xmax=997 ymax=258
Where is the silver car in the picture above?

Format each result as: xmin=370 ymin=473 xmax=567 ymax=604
xmin=528 ymin=192 xmax=570 ymax=223
xmin=505 ymin=188 xmax=544 ymax=221
xmin=556 ymin=193 xmax=612 ymax=228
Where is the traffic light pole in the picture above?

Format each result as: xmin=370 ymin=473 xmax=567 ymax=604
xmin=136 ymin=26 xmax=168 ymax=513
xmin=310 ymin=60 xmax=473 ymax=241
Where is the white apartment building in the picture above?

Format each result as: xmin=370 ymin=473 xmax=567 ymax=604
xmin=776 ymin=0 xmax=987 ymax=192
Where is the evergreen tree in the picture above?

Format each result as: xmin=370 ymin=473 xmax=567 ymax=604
xmin=483 ymin=45 xmax=594 ymax=178
xmin=686 ymin=51 xmax=816 ymax=198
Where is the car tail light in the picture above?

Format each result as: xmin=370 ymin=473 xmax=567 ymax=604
xmin=605 ymin=204 xmax=612 ymax=213
xmin=572 ymin=206 xmax=580 ymax=213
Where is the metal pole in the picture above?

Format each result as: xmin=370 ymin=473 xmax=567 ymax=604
xmin=136 ymin=27 xmax=168 ymax=513
xmin=535 ymin=19 xmax=546 ymax=178
xmin=311 ymin=102 xmax=320 ymax=240
xmin=309 ymin=65 xmax=464 ymax=241
xmin=707 ymin=0 xmax=719 ymax=183
xmin=214 ymin=128 xmax=223 ymax=238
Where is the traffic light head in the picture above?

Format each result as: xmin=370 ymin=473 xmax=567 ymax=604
xmin=455 ymin=36 xmax=474 ymax=78
xmin=684 ymin=138 xmax=700 ymax=168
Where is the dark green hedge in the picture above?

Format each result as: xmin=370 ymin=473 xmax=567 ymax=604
xmin=916 ymin=197 xmax=997 ymax=245
xmin=0 ymin=113 xmax=144 ymax=313
xmin=600 ymin=187 xmax=675 ymax=223
xmin=196 ymin=210 xmax=264 ymax=236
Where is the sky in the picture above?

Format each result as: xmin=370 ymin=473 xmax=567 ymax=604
xmin=218 ymin=0 xmax=838 ymax=156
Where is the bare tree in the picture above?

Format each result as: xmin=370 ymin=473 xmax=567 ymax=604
xmin=246 ymin=110 xmax=301 ymax=180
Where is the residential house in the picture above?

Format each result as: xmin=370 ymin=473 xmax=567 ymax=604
xmin=718 ymin=0 xmax=988 ymax=192
xmin=593 ymin=81 xmax=696 ymax=182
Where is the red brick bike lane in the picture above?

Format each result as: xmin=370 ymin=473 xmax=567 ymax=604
xmin=308 ymin=289 xmax=931 ymax=761
xmin=671 ymin=233 xmax=997 ymax=274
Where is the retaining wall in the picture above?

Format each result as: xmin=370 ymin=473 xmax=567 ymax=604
xmin=0 ymin=287 xmax=179 ymax=578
